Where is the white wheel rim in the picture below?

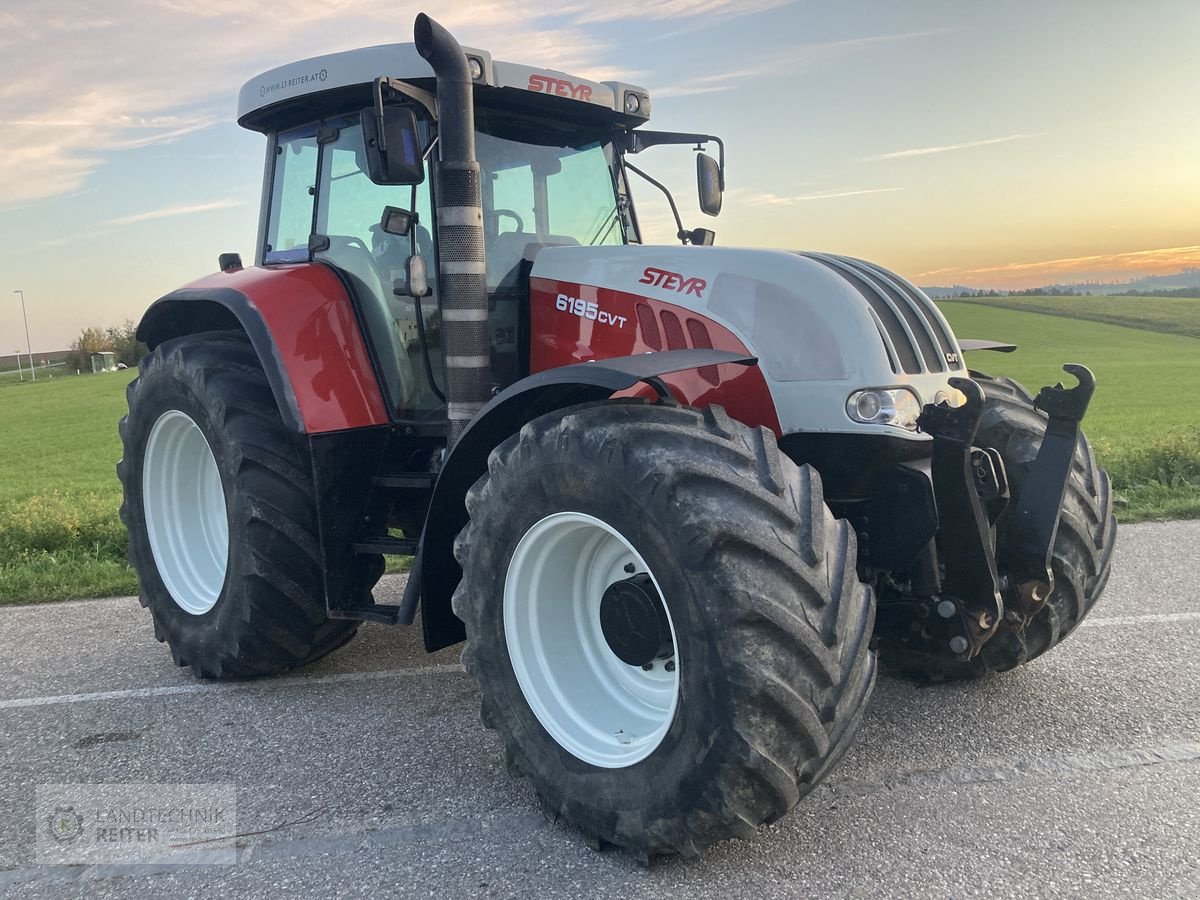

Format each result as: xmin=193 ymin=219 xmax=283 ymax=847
xmin=504 ymin=512 xmax=680 ymax=768
xmin=142 ymin=410 xmax=229 ymax=615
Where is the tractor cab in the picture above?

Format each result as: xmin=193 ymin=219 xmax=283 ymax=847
xmin=238 ymin=41 xmax=665 ymax=425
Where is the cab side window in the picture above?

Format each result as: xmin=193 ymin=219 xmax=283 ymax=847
xmin=265 ymin=127 xmax=318 ymax=262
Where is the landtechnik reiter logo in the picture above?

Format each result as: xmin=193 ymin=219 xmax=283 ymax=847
xmin=48 ymin=805 xmax=84 ymax=843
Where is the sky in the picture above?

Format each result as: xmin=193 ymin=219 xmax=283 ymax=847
xmin=1 ymin=0 xmax=1198 ymax=352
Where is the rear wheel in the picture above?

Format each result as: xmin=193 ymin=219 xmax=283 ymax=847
xmin=118 ymin=331 xmax=367 ymax=678
xmin=452 ymin=401 xmax=876 ymax=858
xmin=881 ymin=372 xmax=1116 ymax=679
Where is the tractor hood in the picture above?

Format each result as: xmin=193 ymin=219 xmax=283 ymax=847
xmin=529 ymin=245 xmax=966 ymax=438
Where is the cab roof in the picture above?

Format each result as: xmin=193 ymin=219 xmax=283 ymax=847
xmin=237 ymin=42 xmax=651 ymax=133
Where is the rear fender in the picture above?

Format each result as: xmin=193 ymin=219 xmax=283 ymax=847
xmin=419 ymin=349 xmax=758 ymax=650
xmin=136 ymin=264 xmax=389 ymax=434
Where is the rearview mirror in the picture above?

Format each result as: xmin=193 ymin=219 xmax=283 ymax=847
xmin=380 ymin=206 xmax=417 ymax=236
xmin=360 ymin=106 xmax=425 ymax=185
xmin=697 ymin=152 xmax=722 ymax=217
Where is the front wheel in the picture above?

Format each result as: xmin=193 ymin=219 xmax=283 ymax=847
xmin=118 ymin=331 xmax=367 ymax=678
xmin=452 ymin=401 xmax=876 ymax=858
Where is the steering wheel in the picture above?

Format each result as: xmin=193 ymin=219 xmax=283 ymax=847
xmin=488 ymin=208 xmax=526 ymax=233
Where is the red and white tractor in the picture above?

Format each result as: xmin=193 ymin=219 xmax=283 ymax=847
xmin=119 ymin=14 xmax=1116 ymax=859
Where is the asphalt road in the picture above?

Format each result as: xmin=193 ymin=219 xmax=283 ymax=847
xmin=1 ymin=520 xmax=1198 ymax=898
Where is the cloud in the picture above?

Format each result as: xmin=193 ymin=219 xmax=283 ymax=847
xmin=654 ymin=66 xmax=773 ymax=99
xmin=0 ymin=0 xmax=786 ymax=209
xmin=654 ymin=28 xmax=953 ymax=100
xmin=0 ymin=85 xmax=223 ymax=207
xmin=100 ymin=199 xmax=245 ymax=228
xmin=916 ymin=245 xmax=1200 ymax=287
xmin=863 ymin=133 xmax=1041 ymax=162
xmin=741 ymin=187 xmax=904 ymax=205
xmin=790 ymin=28 xmax=958 ymax=62
xmin=563 ymin=0 xmax=791 ymax=25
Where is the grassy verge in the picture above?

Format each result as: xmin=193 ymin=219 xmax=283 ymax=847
xmin=948 ymin=293 xmax=1200 ymax=338
xmin=0 ymin=369 xmax=409 ymax=606
xmin=0 ymin=372 xmax=139 ymax=604
xmin=940 ymin=302 xmax=1200 ymax=522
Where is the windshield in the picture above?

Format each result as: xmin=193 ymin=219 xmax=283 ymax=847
xmin=475 ymin=110 xmax=625 ymax=288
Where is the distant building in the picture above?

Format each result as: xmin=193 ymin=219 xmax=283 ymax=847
xmin=90 ymin=352 xmax=117 ymax=373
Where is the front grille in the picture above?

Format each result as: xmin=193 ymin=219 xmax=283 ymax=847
xmin=684 ymin=318 xmax=720 ymax=386
xmin=659 ymin=309 xmax=688 ymax=351
xmin=635 ymin=303 xmax=662 ymax=350
xmin=635 ymin=304 xmax=718 ymax=385
xmin=800 ymin=253 xmax=962 ymax=375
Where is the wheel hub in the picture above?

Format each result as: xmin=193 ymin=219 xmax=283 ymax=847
xmin=503 ymin=511 xmax=680 ymax=768
xmin=142 ymin=409 xmax=229 ymax=615
xmin=599 ymin=574 xmax=673 ymax=667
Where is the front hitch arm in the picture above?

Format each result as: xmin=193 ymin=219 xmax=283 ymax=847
xmin=917 ymin=377 xmax=1004 ymax=657
xmin=998 ymin=364 xmax=1096 ymax=619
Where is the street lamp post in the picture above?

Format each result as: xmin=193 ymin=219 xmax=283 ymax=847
xmin=12 ymin=290 xmax=34 ymax=382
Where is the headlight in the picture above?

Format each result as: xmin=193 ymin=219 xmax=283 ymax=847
xmin=624 ymin=92 xmax=641 ymax=114
xmin=845 ymin=388 xmax=922 ymax=431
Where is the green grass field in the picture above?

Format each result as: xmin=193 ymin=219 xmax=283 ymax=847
xmin=950 ymin=293 xmax=1200 ymax=338
xmin=0 ymin=370 xmax=138 ymax=603
xmin=1 ymin=298 xmax=1196 ymax=604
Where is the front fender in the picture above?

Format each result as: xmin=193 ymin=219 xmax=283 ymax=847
xmin=419 ymin=348 xmax=758 ymax=650
xmin=136 ymin=264 xmax=389 ymax=434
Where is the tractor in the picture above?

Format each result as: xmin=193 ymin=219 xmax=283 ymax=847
xmin=118 ymin=13 xmax=1116 ymax=859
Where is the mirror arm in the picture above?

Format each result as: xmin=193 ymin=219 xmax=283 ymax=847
xmin=373 ymin=76 xmax=438 ymax=122
xmin=372 ymin=76 xmax=439 ymax=160
xmin=372 ymin=78 xmax=389 ymax=156
xmin=619 ymin=129 xmax=725 ymax=189
xmin=623 ymin=160 xmax=689 ymax=245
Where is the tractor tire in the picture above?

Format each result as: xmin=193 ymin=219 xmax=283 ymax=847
xmin=452 ymin=401 xmax=876 ymax=858
xmin=118 ymin=331 xmax=365 ymax=679
xmin=883 ymin=371 xmax=1116 ymax=679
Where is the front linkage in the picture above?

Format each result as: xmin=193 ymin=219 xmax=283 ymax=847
xmin=881 ymin=365 xmax=1096 ymax=662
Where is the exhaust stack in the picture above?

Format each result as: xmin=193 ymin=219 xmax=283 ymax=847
xmin=414 ymin=13 xmax=490 ymax=447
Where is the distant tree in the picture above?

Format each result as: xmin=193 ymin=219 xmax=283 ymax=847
xmin=105 ymin=321 xmax=147 ymax=367
xmin=66 ymin=321 xmax=147 ymax=372
xmin=66 ymin=327 xmax=108 ymax=372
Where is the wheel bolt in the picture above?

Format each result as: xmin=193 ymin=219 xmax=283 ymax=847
xmin=623 ymin=563 xmax=636 ymax=574
xmin=949 ymin=636 xmax=969 ymax=654
xmin=641 ymin=662 xmax=654 ymax=671
xmin=936 ymin=600 xmax=956 ymax=619
xmin=664 ymin=660 xmax=676 ymax=672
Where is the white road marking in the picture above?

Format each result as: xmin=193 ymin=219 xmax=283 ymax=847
xmin=829 ymin=741 xmax=1200 ymax=795
xmin=0 ymin=612 xmax=1195 ymax=712
xmin=0 ymin=664 xmax=463 ymax=711
xmin=1079 ymin=611 xmax=1200 ymax=628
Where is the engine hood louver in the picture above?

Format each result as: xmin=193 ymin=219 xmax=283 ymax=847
xmin=798 ymin=253 xmax=962 ymax=376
